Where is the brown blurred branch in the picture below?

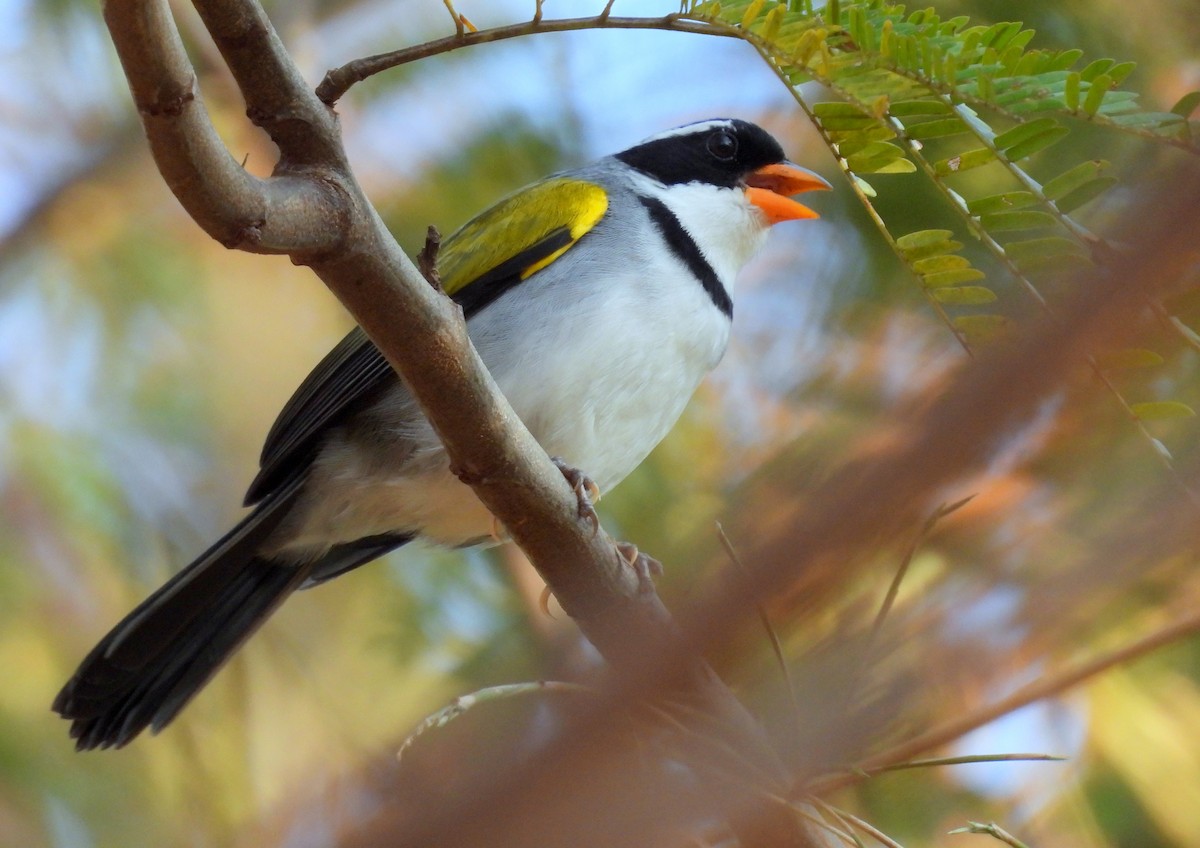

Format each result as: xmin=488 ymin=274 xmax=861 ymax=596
xmin=101 ymin=0 xmax=808 ymax=844
xmin=809 ymin=604 xmax=1200 ymax=795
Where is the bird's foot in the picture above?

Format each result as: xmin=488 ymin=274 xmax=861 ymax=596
xmin=551 ymin=456 xmax=601 ymax=535
xmin=616 ymin=541 xmax=663 ymax=594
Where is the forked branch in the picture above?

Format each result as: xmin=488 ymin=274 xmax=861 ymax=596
xmin=99 ymin=0 xmax=811 ymax=845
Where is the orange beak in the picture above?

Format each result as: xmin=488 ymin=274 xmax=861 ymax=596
xmin=745 ymin=162 xmax=832 ymax=225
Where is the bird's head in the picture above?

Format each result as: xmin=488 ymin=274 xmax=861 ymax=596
xmin=614 ymin=118 xmax=831 ymax=225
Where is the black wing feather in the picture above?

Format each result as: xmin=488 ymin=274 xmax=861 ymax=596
xmin=244 ymin=327 xmax=393 ymax=505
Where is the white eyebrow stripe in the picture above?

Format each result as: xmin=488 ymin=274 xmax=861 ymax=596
xmin=637 ymin=119 xmax=734 ymax=143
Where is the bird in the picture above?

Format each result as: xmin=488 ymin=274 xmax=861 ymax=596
xmin=53 ymin=117 xmax=830 ymax=750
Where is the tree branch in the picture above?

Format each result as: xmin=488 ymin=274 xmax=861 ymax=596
xmin=103 ymin=0 xmax=343 ymax=254
xmin=315 ymin=14 xmax=741 ymax=105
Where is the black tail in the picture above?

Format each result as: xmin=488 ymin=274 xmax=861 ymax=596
xmin=53 ymin=477 xmax=308 ymax=750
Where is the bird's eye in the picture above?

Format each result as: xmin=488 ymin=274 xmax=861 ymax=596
xmin=706 ymin=131 xmax=738 ymax=161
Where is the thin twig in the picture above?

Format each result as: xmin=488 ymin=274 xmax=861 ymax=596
xmin=789 ymin=799 xmax=862 ymax=848
xmin=870 ymin=496 xmax=974 ymax=641
xmin=823 ymin=805 xmax=907 ymax=848
xmin=443 ymin=0 xmax=464 ymax=38
xmin=949 ymin=821 xmax=1032 ymax=848
xmin=417 ymin=224 xmax=444 ymax=292
xmin=807 ymin=797 xmax=867 ymax=848
xmin=871 ymin=752 xmax=1066 ymax=773
xmin=317 ymin=14 xmax=735 ymax=104
xmin=716 ymin=522 xmax=800 ymax=740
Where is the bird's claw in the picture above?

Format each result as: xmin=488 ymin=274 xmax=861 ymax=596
xmin=538 ymin=584 xmax=556 ymax=618
xmin=616 ymin=542 xmax=663 ymax=594
xmin=551 ymin=456 xmax=601 ymax=535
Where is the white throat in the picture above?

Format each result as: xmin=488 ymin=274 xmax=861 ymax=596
xmin=629 ymin=172 xmax=771 ymax=298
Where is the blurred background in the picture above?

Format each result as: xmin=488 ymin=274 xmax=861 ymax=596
xmin=2 ymin=0 xmax=1199 ymax=845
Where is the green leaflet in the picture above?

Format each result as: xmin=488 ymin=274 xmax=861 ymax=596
xmin=1009 ymin=125 xmax=1070 ymax=158
xmin=845 ymin=140 xmax=909 ymax=172
xmin=873 ymin=157 xmax=918 ymax=173
xmin=899 ymin=229 xmax=987 ymax=289
xmin=1083 ymin=73 xmax=1114 ymax=115
xmin=1107 ymin=61 xmax=1137 ymax=84
xmin=888 ymin=99 xmax=953 ymax=116
xmin=1079 ymin=58 xmax=1114 ymax=82
xmin=922 ymin=268 xmax=987 ymax=288
xmin=1004 ymin=236 xmax=1087 ymax=262
xmin=1171 ymin=91 xmax=1200 ymax=118
xmin=954 ymin=314 xmax=1012 ymax=343
xmin=813 ymin=101 xmax=873 ymax=116
xmin=934 ymin=147 xmax=995 ymax=175
xmin=979 ymin=210 xmax=1057 ymax=232
xmin=967 ymin=191 xmax=1038 ymax=215
xmin=1096 ymin=349 xmax=1166 ymax=370
xmin=1055 ymin=177 xmax=1117 ymax=213
xmin=1064 ymin=72 xmax=1080 ymax=110
xmin=992 ymin=117 xmax=1058 ymax=150
xmin=740 ymin=0 xmax=766 ymax=28
xmin=911 ymin=254 xmax=970 ymax=274
xmin=904 ymin=117 xmax=970 ymax=139
xmin=904 ymin=240 xmax=965 ymax=261
xmin=1042 ymin=160 xmax=1110 ymax=200
xmin=1131 ymin=401 xmax=1197 ymax=421
xmin=896 ymin=229 xmax=954 ymax=251
xmin=930 ymin=285 xmax=997 ymax=304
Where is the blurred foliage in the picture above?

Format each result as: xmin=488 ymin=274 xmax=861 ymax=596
xmin=1 ymin=0 xmax=1199 ymax=847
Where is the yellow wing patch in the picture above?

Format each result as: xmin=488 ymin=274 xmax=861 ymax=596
xmin=438 ymin=178 xmax=609 ymax=296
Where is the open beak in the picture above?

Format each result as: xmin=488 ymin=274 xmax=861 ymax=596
xmin=745 ymin=162 xmax=832 ymax=224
